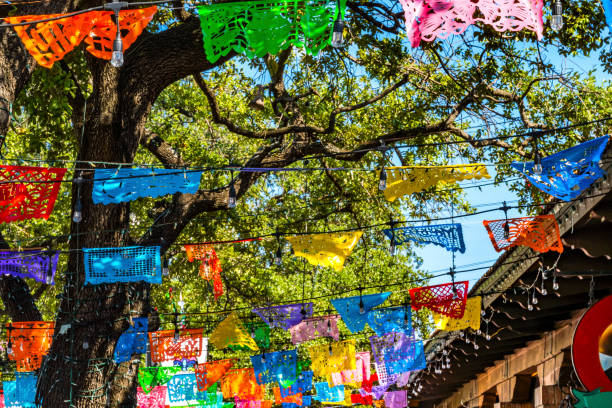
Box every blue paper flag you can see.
[383,223,465,253]
[3,381,17,408]
[371,333,426,375]
[331,292,391,333]
[168,373,207,404]
[279,371,313,398]
[83,246,162,285]
[604,0,612,35]
[251,349,297,385]
[367,306,412,336]
[313,382,345,403]
[511,136,609,201]
[15,372,38,407]
[92,167,202,204]
[114,317,148,363]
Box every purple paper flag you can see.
[0,250,59,284]
[253,303,313,330]
[384,390,407,408]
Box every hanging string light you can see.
[228,171,237,208]
[532,139,543,175]
[551,0,563,32]
[331,2,345,48]
[105,0,127,67]
[72,173,84,223]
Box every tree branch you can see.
[141,131,185,168]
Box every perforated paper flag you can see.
[373,360,397,388]
[209,312,259,351]
[92,167,202,204]
[148,328,206,365]
[383,390,407,408]
[328,351,371,387]
[8,321,54,372]
[197,0,346,63]
[370,333,426,375]
[139,367,181,394]
[314,382,345,403]
[366,306,412,336]
[330,292,391,333]
[221,369,265,400]
[290,315,340,344]
[251,350,297,385]
[511,136,609,201]
[0,250,59,284]
[229,323,270,351]
[0,165,66,223]
[279,371,314,398]
[381,164,490,202]
[3,381,16,408]
[273,387,302,405]
[15,372,37,408]
[137,386,167,408]
[184,244,224,299]
[114,317,148,363]
[286,232,363,271]
[83,246,162,285]
[409,281,468,319]
[195,359,234,392]
[253,303,313,330]
[483,215,564,254]
[383,223,465,253]
[167,373,206,405]
[434,296,481,331]
[309,340,356,378]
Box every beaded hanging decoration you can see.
[330,292,391,333]
[309,340,356,378]
[0,250,59,284]
[7,321,54,372]
[381,164,490,202]
[328,351,371,387]
[83,246,162,285]
[273,387,303,405]
[148,328,206,365]
[511,136,609,201]
[251,349,298,385]
[366,306,412,337]
[399,0,542,47]
[434,296,481,331]
[137,386,167,408]
[209,312,259,351]
[229,323,270,351]
[184,244,224,299]
[196,0,346,63]
[252,303,313,330]
[409,281,468,318]
[5,7,157,68]
[167,373,207,405]
[279,371,314,398]
[483,214,564,254]
[113,317,148,364]
[383,223,466,253]
[0,165,66,223]
[286,232,363,271]
[289,315,340,344]
[15,372,37,408]
[92,167,202,204]
[383,390,407,408]
[138,367,181,394]
[220,369,265,400]
[195,359,234,392]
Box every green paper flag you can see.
[229,323,271,351]
[197,0,347,63]
[138,366,181,394]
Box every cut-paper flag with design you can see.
[409,281,468,319]
[195,359,234,392]
[15,372,37,408]
[366,306,412,336]
[383,390,407,408]
[286,232,362,271]
[92,167,202,204]
[0,165,66,224]
[0,250,59,285]
[373,360,397,388]
[229,323,270,351]
[209,312,259,351]
[483,214,563,254]
[235,397,261,408]
[370,333,426,375]
[251,350,298,386]
[138,367,181,394]
[5,7,157,68]
[184,244,224,299]
[511,136,609,201]
[137,385,167,408]
[309,340,356,378]
[352,393,373,405]
[7,321,54,372]
[290,315,340,344]
[3,381,17,408]
[280,371,314,398]
[328,351,371,387]
[399,0,542,48]
[83,246,162,285]
[221,369,265,400]
[197,0,346,63]
[383,223,465,253]
[313,382,351,405]
[114,317,148,364]
[273,386,302,405]
[434,296,481,331]
[381,164,490,202]
[148,328,206,365]
[167,373,206,406]
[330,292,391,333]
[253,303,313,330]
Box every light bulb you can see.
[533,151,543,175]
[46,274,53,285]
[551,0,563,32]
[274,247,282,266]
[378,168,387,191]
[72,199,82,223]
[485,334,491,341]
[553,279,559,291]
[541,288,547,296]
[390,242,396,255]
[474,343,479,350]
[83,341,89,349]
[163,258,170,276]
[481,309,486,316]
[418,385,423,391]
[359,299,365,314]
[174,329,180,341]
[503,222,510,239]
[532,294,538,305]
[528,304,533,311]
[261,353,266,363]
[7,343,12,356]
[110,31,124,68]
[476,329,482,335]
[228,182,237,208]
[331,16,345,48]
